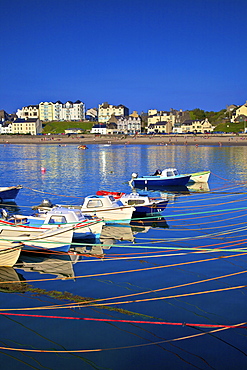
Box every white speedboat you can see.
[2,204,104,241]
[79,195,135,224]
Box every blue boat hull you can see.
[133,200,168,217]
[133,175,191,188]
[0,187,21,201]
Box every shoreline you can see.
[1,134,247,146]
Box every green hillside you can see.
[213,121,245,133]
[42,121,94,134]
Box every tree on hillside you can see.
[189,109,206,120]
[205,109,226,124]
[189,108,227,125]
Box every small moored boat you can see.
[79,195,135,224]
[78,145,88,150]
[0,185,22,202]
[130,168,191,188]
[60,195,135,224]
[1,204,104,241]
[0,214,75,252]
[188,171,210,183]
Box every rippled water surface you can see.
[0,143,247,370]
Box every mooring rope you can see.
[0,322,245,353]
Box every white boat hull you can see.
[0,243,22,267]
[189,171,210,183]
[0,225,74,252]
[73,220,104,239]
[80,207,134,224]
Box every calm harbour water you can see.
[0,143,247,370]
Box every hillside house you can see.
[231,101,247,123]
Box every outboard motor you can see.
[32,198,54,212]
[129,172,138,185]
[0,208,9,220]
[39,199,53,208]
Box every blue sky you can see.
[1,0,246,114]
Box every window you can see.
[86,199,103,208]
[48,216,67,224]
[127,199,145,205]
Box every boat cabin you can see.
[41,207,87,225]
[82,195,124,209]
[9,207,89,228]
[160,168,179,177]
[120,193,149,206]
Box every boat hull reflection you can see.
[0,266,26,293]
[131,216,169,229]
[187,182,210,192]
[15,251,79,279]
[131,184,190,193]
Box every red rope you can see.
[0,312,246,329]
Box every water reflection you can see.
[130,183,190,193]
[72,222,163,257]
[131,215,169,229]
[1,144,247,369]
[72,242,111,257]
[73,224,140,257]
[187,182,210,192]
[101,224,136,243]
[15,251,79,279]
[0,201,21,215]
[130,182,210,199]
[0,266,26,293]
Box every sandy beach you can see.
[1,133,247,146]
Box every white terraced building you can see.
[17,101,85,122]
[52,100,85,121]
